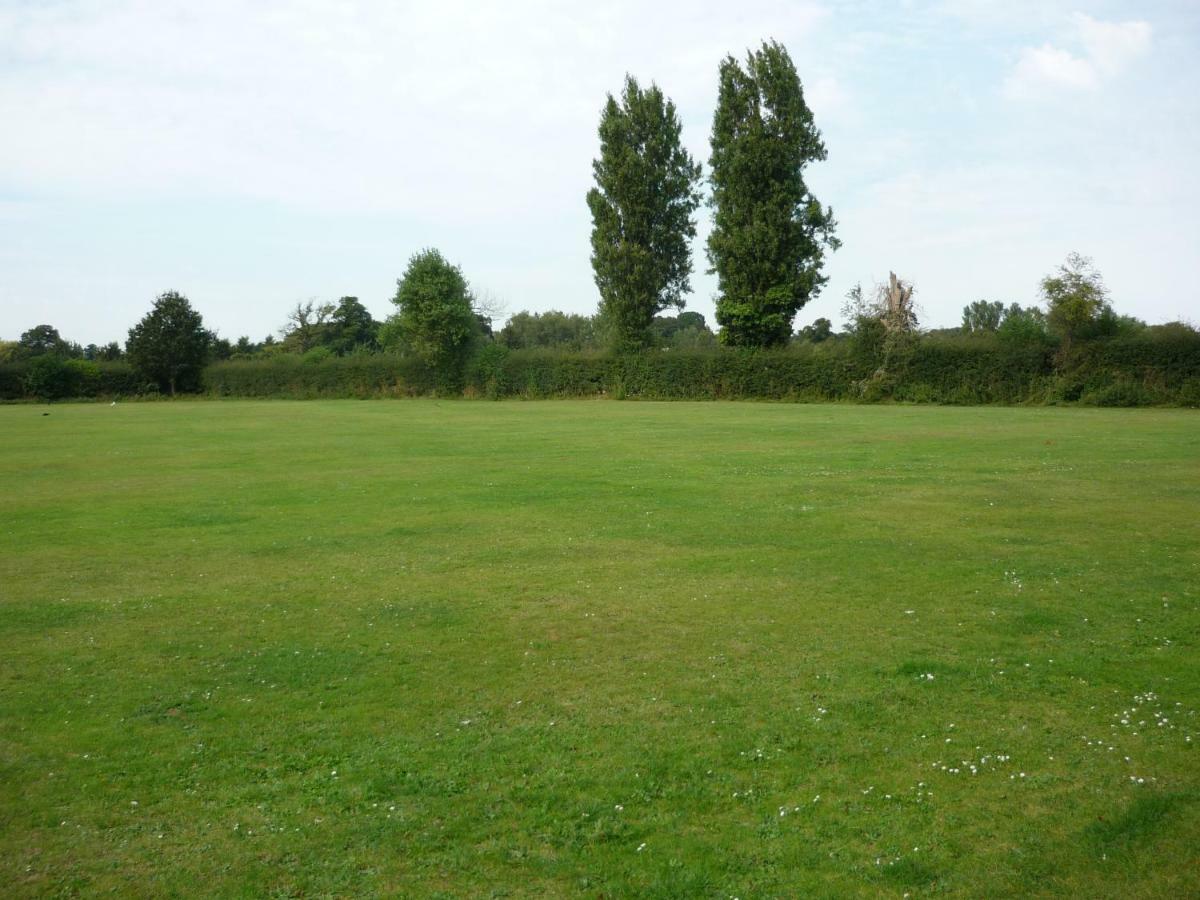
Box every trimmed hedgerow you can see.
[0,360,142,401]
[202,353,440,398]
[6,332,1198,406]
[200,335,1200,406]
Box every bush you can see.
[22,356,78,400]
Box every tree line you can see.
[3,40,1196,400]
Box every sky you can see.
[1,0,1198,346]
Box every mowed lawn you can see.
[1,400,1198,898]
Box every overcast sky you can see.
[2,0,1197,345]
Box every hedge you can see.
[202,354,440,398]
[4,332,1199,406]
[0,360,143,401]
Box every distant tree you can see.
[472,288,508,339]
[587,75,703,350]
[707,41,839,347]
[499,311,598,351]
[327,296,379,355]
[648,311,715,347]
[281,300,336,353]
[384,249,479,379]
[1148,321,1198,338]
[799,317,833,343]
[82,342,120,361]
[842,282,887,368]
[962,300,1005,333]
[0,340,18,363]
[231,336,260,358]
[209,335,233,361]
[1090,308,1146,340]
[648,315,683,342]
[17,325,71,359]
[1042,253,1109,350]
[997,303,1050,344]
[125,291,211,395]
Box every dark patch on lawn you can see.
[895,659,965,678]
[0,598,96,635]
[1084,792,1198,855]
[880,856,940,890]
[1013,607,1065,635]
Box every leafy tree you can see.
[962,300,1005,333]
[281,300,336,353]
[0,340,17,363]
[587,75,702,350]
[210,335,233,361]
[125,291,211,395]
[84,341,123,361]
[997,304,1050,345]
[499,311,598,351]
[17,324,72,359]
[1088,308,1145,341]
[707,40,839,347]
[1042,253,1109,350]
[232,336,260,358]
[647,311,715,347]
[384,249,479,380]
[799,317,833,343]
[328,296,379,355]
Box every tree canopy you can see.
[384,249,479,380]
[125,291,211,394]
[707,41,838,347]
[1042,253,1110,349]
[587,75,702,350]
[17,325,73,359]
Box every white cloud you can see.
[1075,13,1152,76]
[1003,13,1151,100]
[1005,43,1098,96]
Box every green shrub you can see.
[466,343,510,400]
[22,356,77,400]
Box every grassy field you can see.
[1,400,1197,898]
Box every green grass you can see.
[1,400,1198,898]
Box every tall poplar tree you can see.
[587,76,702,350]
[707,41,839,347]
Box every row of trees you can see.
[6,246,1188,397]
[5,41,1191,396]
[587,41,837,350]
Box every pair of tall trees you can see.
[587,41,838,349]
